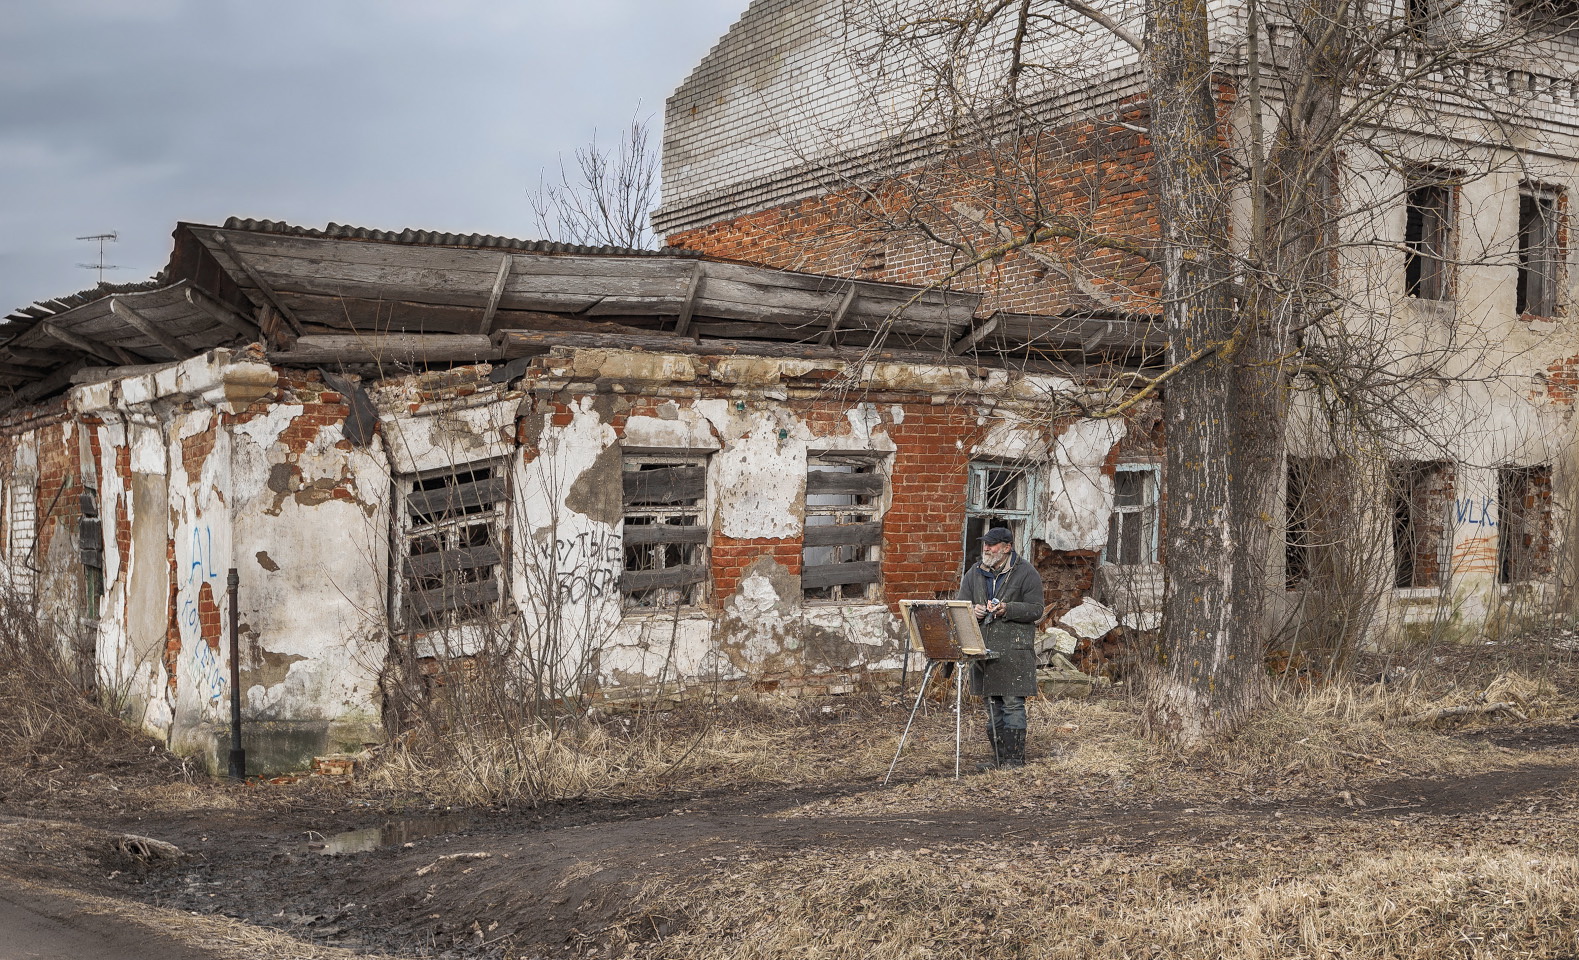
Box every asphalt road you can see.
[0,881,218,960]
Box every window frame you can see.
[1517,184,1564,319]
[619,452,710,611]
[1497,464,1551,585]
[1404,170,1456,302]
[1103,464,1161,567]
[963,462,1035,571]
[1389,460,1454,590]
[393,459,510,633]
[801,452,887,603]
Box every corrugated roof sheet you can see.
[4,278,166,324]
[220,218,699,258]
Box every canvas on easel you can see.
[899,599,987,661]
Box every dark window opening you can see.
[1106,466,1160,566]
[1498,465,1551,584]
[1518,187,1563,317]
[1390,460,1453,589]
[1405,176,1454,301]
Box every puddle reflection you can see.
[301,816,469,855]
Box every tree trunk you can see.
[1144,0,1264,746]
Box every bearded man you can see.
[956,526,1044,768]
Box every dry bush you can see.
[366,693,908,806]
[0,590,187,806]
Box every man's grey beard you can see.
[980,550,1012,573]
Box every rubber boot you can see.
[1000,727,1026,768]
[977,721,1003,772]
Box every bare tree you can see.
[531,114,660,250]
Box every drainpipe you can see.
[227,568,246,780]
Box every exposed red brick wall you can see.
[667,103,1162,319]
[711,535,801,599]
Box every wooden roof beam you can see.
[949,313,1003,357]
[110,297,191,358]
[816,285,859,347]
[477,255,514,333]
[211,232,304,334]
[185,286,263,340]
[671,264,704,337]
[37,321,148,365]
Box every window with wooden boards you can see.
[802,454,886,601]
[396,461,508,631]
[621,454,709,609]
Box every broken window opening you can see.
[1285,457,1341,589]
[1517,185,1564,318]
[1404,173,1455,301]
[964,463,1033,571]
[802,454,886,602]
[1104,464,1160,566]
[621,453,709,610]
[396,461,508,631]
[1497,464,1551,584]
[80,490,103,621]
[1390,460,1454,589]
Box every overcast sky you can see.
[0,0,752,313]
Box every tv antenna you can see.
[77,232,119,283]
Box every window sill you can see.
[1393,586,1445,601]
[620,607,712,622]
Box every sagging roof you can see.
[0,218,1161,409]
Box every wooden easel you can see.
[884,600,995,784]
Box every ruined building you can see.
[657,0,1579,646]
[0,220,1156,770]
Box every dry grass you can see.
[620,840,1579,960]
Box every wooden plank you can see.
[270,334,499,365]
[672,263,704,336]
[803,521,882,549]
[403,543,502,580]
[212,232,304,333]
[620,564,706,594]
[0,358,90,416]
[406,476,508,519]
[817,285,858,346]
[185,286,263,339]
[37,321,136,365]
[805,471,885,497]
[623,465,706,505]
[620,523,709,547]
[500,329,904,362]
[216,231,693,280]
[2,346,64,366]
[109,297,191,358]
[950,312,1003,356]
[0,361,47,380]
[403,578,500,620]
[801,560,882,590]
[70,360,182,386]
[478,255,513,334]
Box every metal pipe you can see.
[227,568,245,780]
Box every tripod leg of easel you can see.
[883,660,938,786]
[954,661,964,780]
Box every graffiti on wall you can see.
[554,529,621,603]
[1455,497,1497,528]
[181,524,226,705]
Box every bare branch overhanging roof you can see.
[0,217,1160,409]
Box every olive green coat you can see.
[956,556,1045,697]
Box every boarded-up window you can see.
[80,491,103,620]
[1518,185,1563,318]
[1390,460,1454,589]
[6,477,36,602]
[1498,465,1552,584]
[964,464,1033,571]
[803,454,885,601]
[397,462,507,630]
[621,454,708,608]
[1405,173,1454,301]
[1105,465,1160,566]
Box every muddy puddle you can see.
[299,816,470,855]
